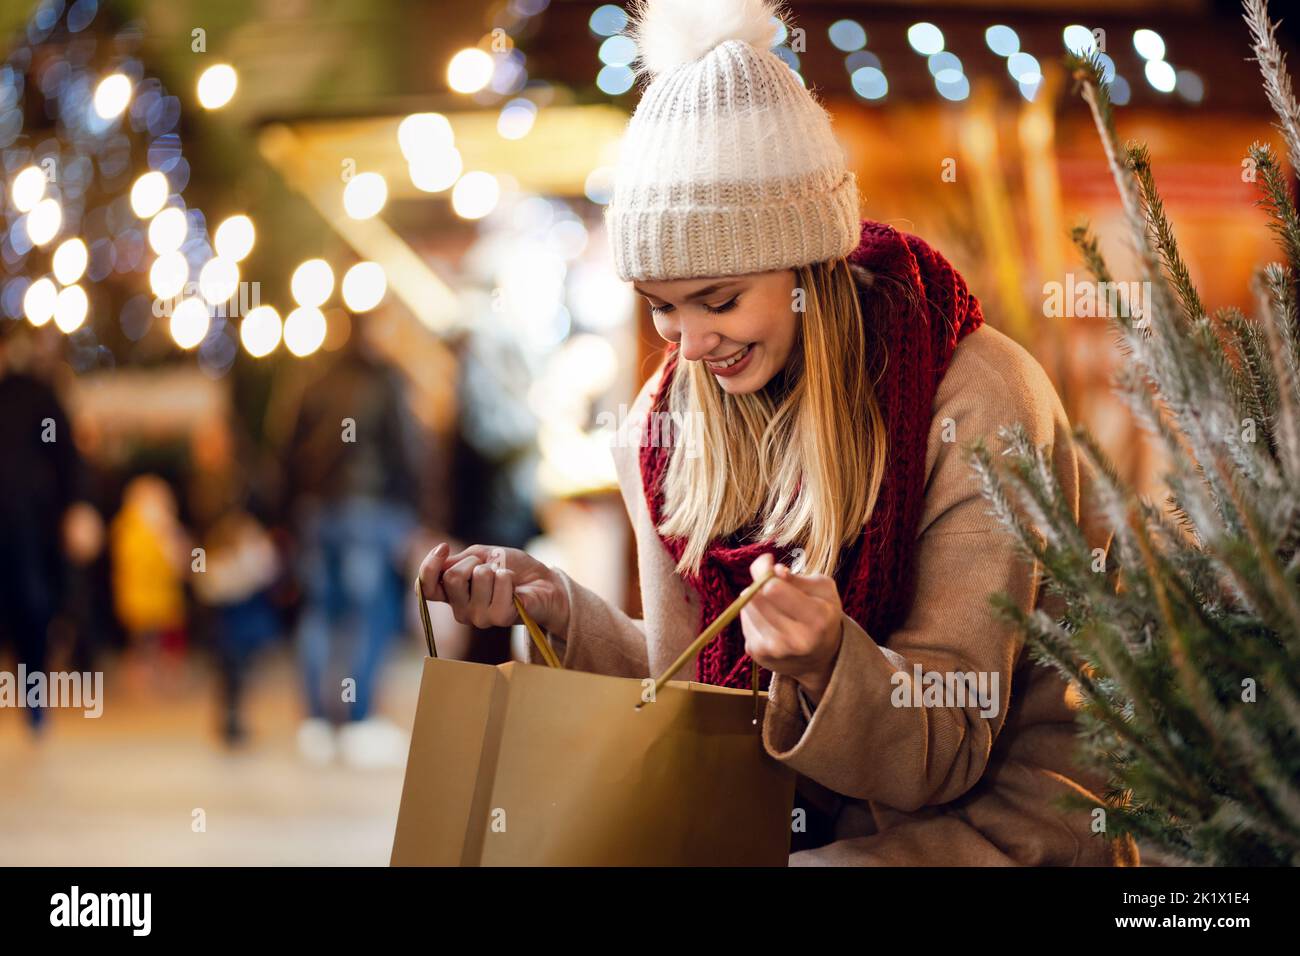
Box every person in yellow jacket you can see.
[110,474,189,682]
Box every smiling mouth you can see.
[704,343,753,369]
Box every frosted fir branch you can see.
[991,423,1087,555]
[1120,151,1251,494]
[1071,426,1146,579]
[1162,489,1203,549]
[1069,223,1116,284]
[1069,53,1161,280]
[1218,700,1300,842]
[1262,263,1300,380]
[1121,521,1237,812]
[1222,308,1282,452]
[1205,795,1300,864]
[1255,265,1300,485]
[1001,422,1088,550]
[990,598,1092,690]
[1137,493,1238,610]
[1086,614,1211,806]
[1271,678,1300,756]
[1128,143,1208,327]
[966,439,1050,566]
[1066,51,1116,136]
[1118,355,1249,543]
[1205,454,1300,645]
[1189,317,1275,488]
[1209,312,1282,479]
[1247,142,1300,275]
[997,599,1189,785]
[1244,0,1300,176]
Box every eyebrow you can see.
[632,281,739,302]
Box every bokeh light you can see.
[149,251,189,300]
[53,284,88,333]
[448,48,494,93]
[284,306,327,357]
[197,64,238,109]
[291,259,334,308]
[240,305,282,357]
[23,277,58,327]
[398,112,454,162]
[214,215,255,262]
[93,73,131,119]
[1145,59,1177,92]
[341,262,387,313]
[26,198,62,246]
[130,171,169,218]
[343,172,387,219]
[985,25,1019,57]
[169,297,210,349]
[12,166,46,213]
[198,256,239,306]
[52,238,88,284]
[451,171,500,219]
[907,23,944,56]
[828,20,867,53]
[147,207,188,254]
[1134,29,1167,61]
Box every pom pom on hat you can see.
[627,0,786,81]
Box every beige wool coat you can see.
[527,322,1140,867]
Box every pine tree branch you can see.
[1244,0,1300,175]
[1128,143,1208,327]
[1248,141,1300,275]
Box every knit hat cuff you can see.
[606,170,860,282]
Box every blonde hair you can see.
[656,256,889,579]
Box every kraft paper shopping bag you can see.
[390,570,796,866]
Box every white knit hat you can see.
[605,0,861,282]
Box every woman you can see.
[419,0,1139,866]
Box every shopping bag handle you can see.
[415,577,563,668]
[635,566,777,726]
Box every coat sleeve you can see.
[760,327,1070,812]
[523,568,650,677]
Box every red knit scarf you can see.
[638,219,985,689]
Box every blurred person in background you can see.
[188,415,284,747]
[0,321,101,737]
[192,507,281,746]
[109,473,190,691]
[283,327,422,769]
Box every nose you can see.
[678,323,722,363]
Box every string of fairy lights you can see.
[588,5,1204,107]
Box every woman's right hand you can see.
[417,542,570,638]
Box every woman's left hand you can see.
[741,552,845,705]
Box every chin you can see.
[716,364,769,395]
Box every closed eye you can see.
[646,295,740,315]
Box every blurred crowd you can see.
[0,317,535,769]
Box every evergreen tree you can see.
[968,0,1300,866]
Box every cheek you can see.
[756,303,798,353]
[651,314,676,342]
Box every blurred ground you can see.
[0,643,423,866]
